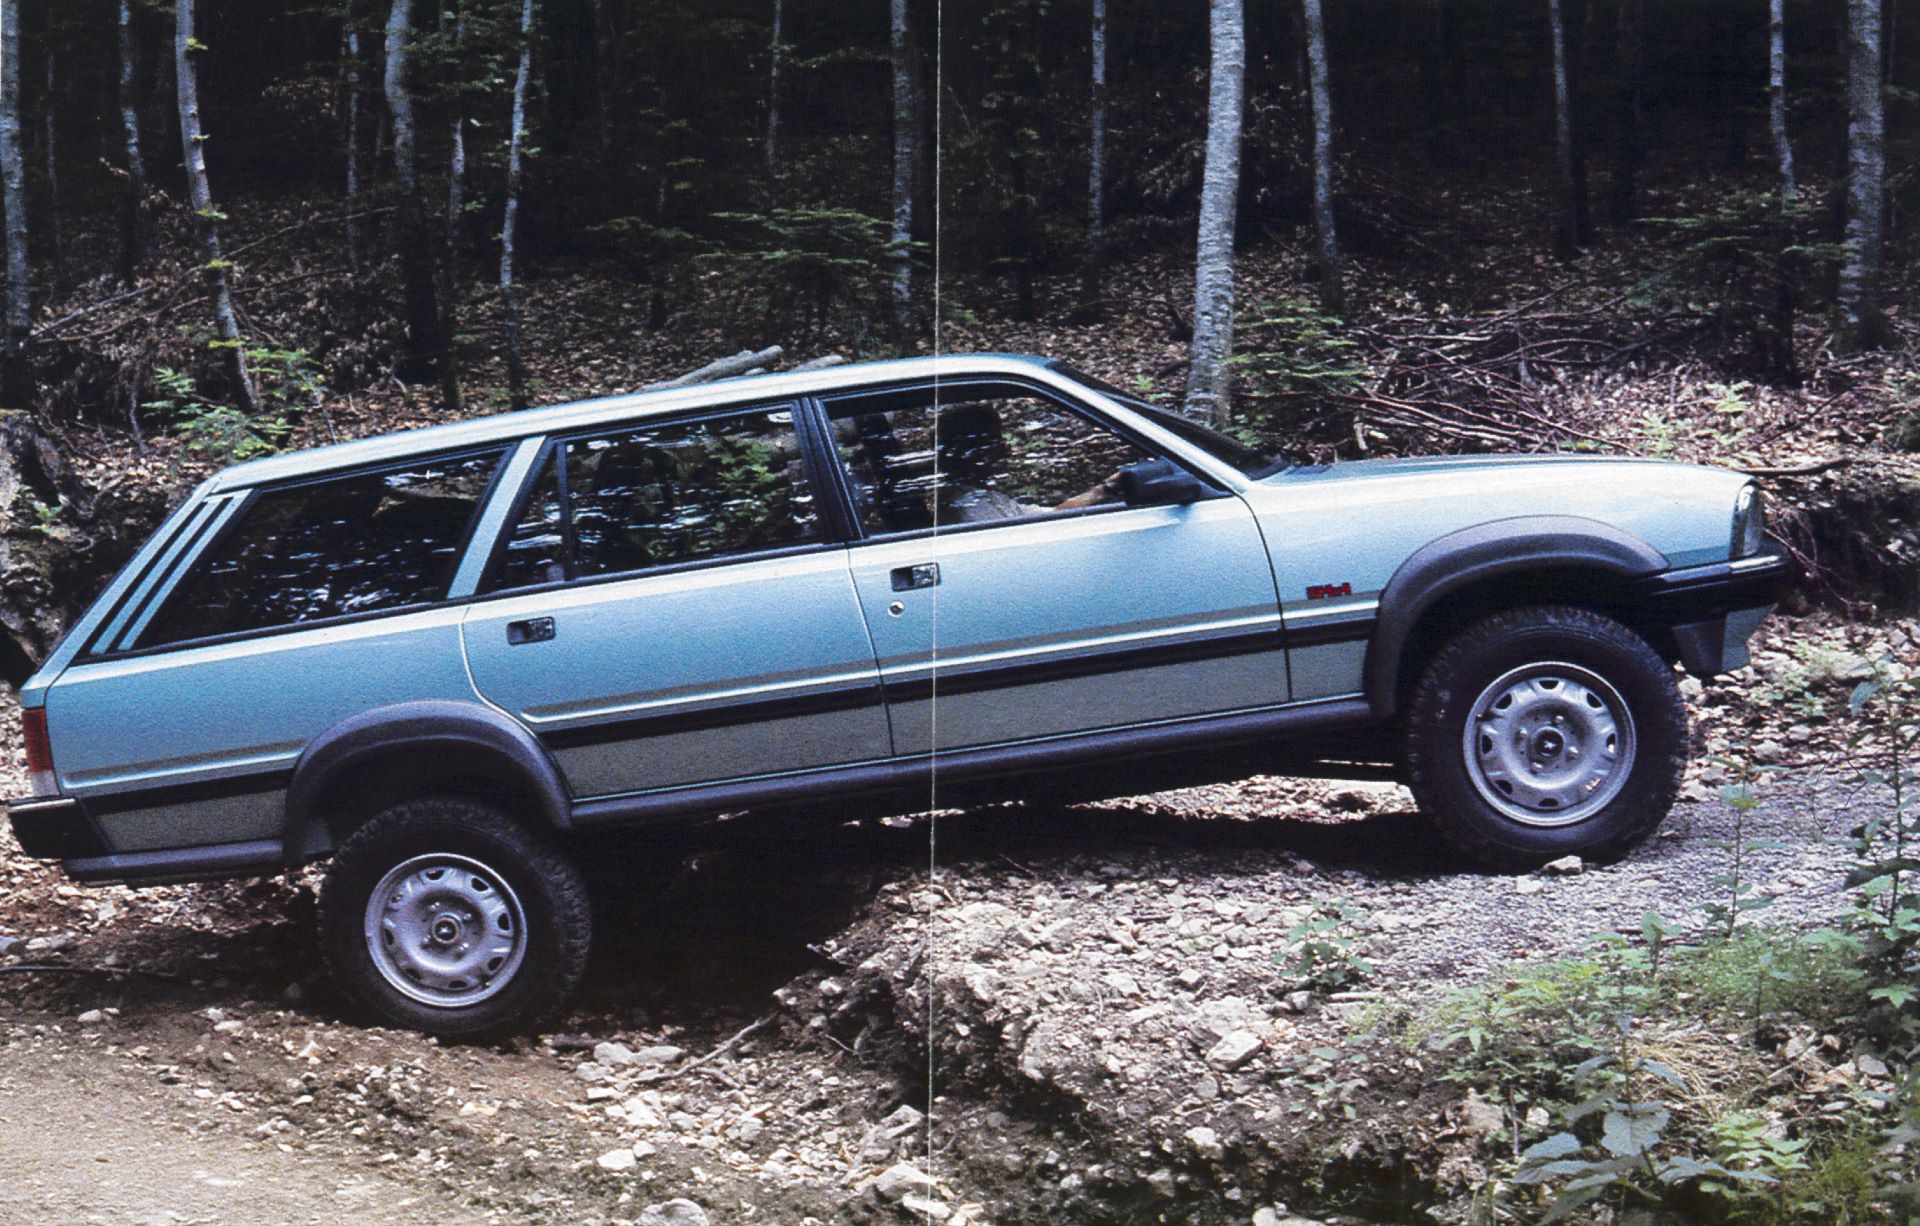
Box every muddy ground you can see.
[0,616,1905,1225]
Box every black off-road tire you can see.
[1405,605,1687,872]
[318,797,592,1038]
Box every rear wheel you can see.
[1405,605,1686,872]
[319,797,591,1037]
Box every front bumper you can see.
[1636,547,1792,675]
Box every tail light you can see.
[22,707,57,797]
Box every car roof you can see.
[207,353,1059,491]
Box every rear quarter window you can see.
[135,450,505,650]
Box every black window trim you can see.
[471,397,842,603]
[79,492,239,659]
[810,373,1229,547]
[86,443,515,662]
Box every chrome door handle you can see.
[506,617,555,645]
[890,563,940,591]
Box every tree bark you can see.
[344,24,365,274]
[1608,0,1643,223]
[1547,0,1584,258]
[438,3,467,413]
[40,47,63,298]
[176,0,258,415]
[1184,0,1245,426]
[116,0,149,285]
[889,0,915,333]
[1303,0,1342,315]
[0,0,27,409]
[1076,0,1108,319]
[384,0,447,388]
[766,0,784,174]
[1769,0,1798,374]
[501,0,536,412]
[1839,0,1889,349]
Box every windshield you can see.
[1046,362,1291,478]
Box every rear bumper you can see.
[1636,547,1792,675]
[6,794,283,887]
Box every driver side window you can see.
[825,384,1157,535]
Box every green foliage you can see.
[1274,900,1372,992]
[1698,741,1787,941]
[693,208,901,340]
[1841,653,1920,1025]
[145,342,325,467]
[1232,299,1370,432]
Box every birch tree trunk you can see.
[1839,0,1889,349]
[1304,0,1342,314]
[1768,0,1798,373]
[116,0,149,285]
[384,0,447,389]
[1076,0,1108,320]
[344,24,365,274]
[0,0,28,409]
[40,47,63,297]
[1607,0,1643,223]
[438,4,467,413]
[501,0,536,412]
[766,0,784,174]
[175,0,258,415]
[1184,0,1245,426]
[888,0,915,333]
[1547,0,1582,258]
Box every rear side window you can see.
[139,450,505,648]
[489,407,819,591]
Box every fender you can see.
[282,699,571,862]
[1365,515,1668,719]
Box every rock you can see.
[872,1162,938,1202]
[1543,855,1584,876]
[1857,1054,1890,1078]
[1146,1167,1178,1198]
[636,1199,710,1226]
[726,1113,764,1145]
[634,1045,687,1065]
[1207,1030,1262,1070]
[593,1041,637,1066]
[0,935,22,958]
[860,1104,926,1163]
[597,1147,637,1172]
[1458,1092,1505,1137]
[576,1062,610,1083]
[1184,1125,1223,1161]
[1514,877,1544,895]
[900,1195,952,1221]
[1176,968,1205,990]
[1281,990,1314,1013]
[75,1009,104,1025]
[1253,1212,1326,1226]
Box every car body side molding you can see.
[284,699,573,860]
[1365,515,1670,719]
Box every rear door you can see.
[818,379,1289,756]
[460,403,890,799]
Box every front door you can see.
[819,380,1289,756]
[462,404,891,799]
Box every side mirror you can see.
[1117,457,1209,507]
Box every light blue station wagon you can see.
[7,354,1785,1033]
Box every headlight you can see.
[1731,485,1765,558]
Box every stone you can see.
[1282,990,1314,1013]
[1543,855,1584,876]
[1857,1054,1890,1079]
[596,1148,637,1172]
[872,1161,938,1202]
[1146,1167,1178,1198]
[859,1103,926,1163]
[0,935,22,958]
[634,1045,687,1065]
[1176,968,1205,990]
[1184,1125,1222,1161]
[75,1009,104,1025]
[1514,877,1545,895]
[726,1113,764,1145]
[593,1041,637,1066]
[1207,1030,1262,1070]
[900,1195,951,1221]
[576,1062,610,1083]
[636,1199,710,1226]
[1458,1092,1505,1137]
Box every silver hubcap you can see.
[1462,662,1636,828]
[364,853,528,1008]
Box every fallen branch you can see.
[635,1012,778,1084]
[1738,457,1853,478]
[644,346,785,391]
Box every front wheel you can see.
[318,797,592,1037]
[1405,605,1687,872]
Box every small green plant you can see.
[146,340,325,467]
[1843,651,1920,1021]
[1231,299,1370,434]
[1275,900,1373,992]
[1637,409,1684,458]
[1698,739,1784,942]
[694,207,901,339]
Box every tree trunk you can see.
[1839,0,1889,349]
[1769,0,1798,374]
[1547,0,1583,258]
[501,0,536,412]
[0,0,27,409]
[176,0,258,415]
[766,0,784,174]
[384,0,447,388]
[1076,0,1108,320]
[1607,0,1643,223]
[116,0,149,285]
[589,0,615,175]
[438,4,467,413]
[40,47,63,298]
[1184,0,1245,426]
[888,0,914,334]
[344,24,365,275]
[1304,0,1342,315]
